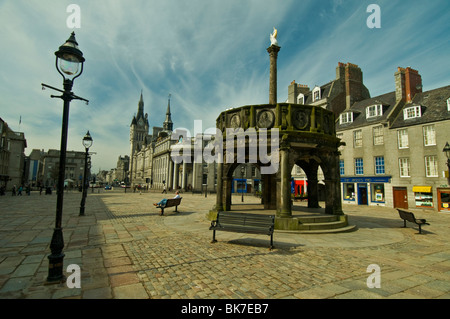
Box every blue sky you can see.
[1,0,449,172]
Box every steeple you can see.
[137,90,144,121]
[163,93,173,131]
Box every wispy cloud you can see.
[0,0,448,171]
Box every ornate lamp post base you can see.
[46,227,65,283]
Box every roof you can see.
[390,85,450,128]
[303,81,334,104]
[336,91,397,130]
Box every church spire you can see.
[163,93,173,131]
[137,90,144,121]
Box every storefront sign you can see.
[340,176,391,184]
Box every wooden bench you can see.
[210,212,275,249]
[157,197,182,216]
[397,209,430,234]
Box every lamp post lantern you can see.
[443,142,450,186]
[42,32,88,283]
[80,131,93,216]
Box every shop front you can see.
[437,188,450,212]
[412,186,434,208]
[341,176,391,206]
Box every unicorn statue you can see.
[270,27,278,46]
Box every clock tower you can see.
[130,92,149,182]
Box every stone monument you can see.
[211,29,348,231]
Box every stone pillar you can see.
[224,176,232,211]
[173,163,179,189]
[302,161,320,209]
[214,161,224,212]
[321,152,344,215]
[182,161,187,190]
[267,45,281,105]
[168,160,173,190]
[279,148,292,217]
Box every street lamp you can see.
[80,131,93,216]
[443,142,450,185]
[42,32,88,283]
[241,165,245,203]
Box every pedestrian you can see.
[18,185,23,196]
[162,184,167,194]
[12,185,16,196]
[153,191,180,207]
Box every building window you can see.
[447,98,450,111]
[375,156,385,175]
[366,104,383,118]
[339,112,353,124]
[425,156,438,177]
[313,86,321,101]
[343,183,355,201]
[403,105,422,119]
[423,125,436,146]
[340,160,345,176]
[371,184,385,202]
[353,130,363,148]
[297,94,305,104]
[397,129,409,149]
[355,158,364,175]
[373,125,384,145]
[399,158,410,177]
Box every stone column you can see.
[279,148,292,217]
[173,163,179,189]
[267,45,281,105]
[168,160,173,190]
[182,161,187,190]
[214,161,224,212]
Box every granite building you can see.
[335,67,450,212]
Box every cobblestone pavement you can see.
[0,189,449,300]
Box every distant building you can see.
[0,118,27,191]
[39,149,87,188]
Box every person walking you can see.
[162,184,167,194]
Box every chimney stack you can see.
[344,63,364,109]
[288,80,310,103]
[395,67,422,102]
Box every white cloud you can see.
[0,0,448,173]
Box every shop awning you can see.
[413,186,432,193]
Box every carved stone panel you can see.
[293,109,310,130]
[257,109,275,129]
[230,114,241,129]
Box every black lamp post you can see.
[80,131,93,216]
[443,142,450,186]
[42,32,88,283]
[241,165,245,203]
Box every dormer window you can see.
[312,86,321,101]
[366,104,383,118]
[297,93,305,104]
[403,105,422,120]
[339,112,353,124]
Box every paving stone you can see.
[1,191,450,300]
